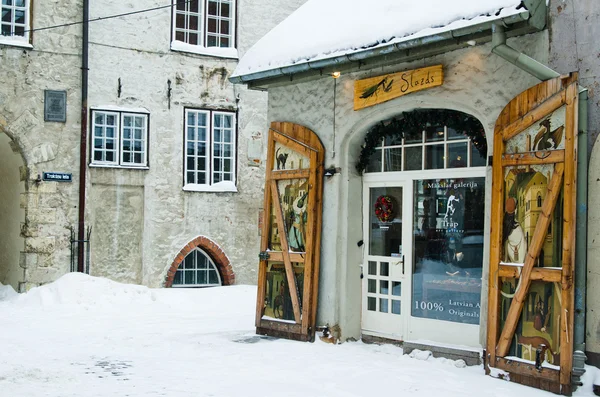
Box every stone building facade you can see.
[0,0,306,292]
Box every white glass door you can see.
[361,182,412,339]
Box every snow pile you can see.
[5,273,157,309]
[409,349,468,368]
[0,274,591,396]
[233,0,524,78]
[0,281,18,301]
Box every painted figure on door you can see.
[288,192,308,252]
[503,197,527,263]
[276,147,289,170]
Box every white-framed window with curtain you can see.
[91,109,149,168]
[184,108,236,192]
[171,0,237,58]
[0,0,31,47]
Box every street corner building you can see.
[0,1,308,292]
[230,0,600,394]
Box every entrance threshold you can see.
[402,340,482,366]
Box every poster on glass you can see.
[412,177,485,324]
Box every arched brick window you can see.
[165,236,235,287]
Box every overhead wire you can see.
[7,0,193,36]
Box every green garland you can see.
[356,109,487,174]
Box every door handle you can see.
[402,255,405,275]
[394,255,405,275]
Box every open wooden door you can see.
[486,74,578,394]
[256,122,324,341]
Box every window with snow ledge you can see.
[90,109,150,169]
[183,108,237,193]
[0,0,32,48]
[171,0,238,59]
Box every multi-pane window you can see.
[1,0,30,44]
[172,0,235,50]
[184,109,236,189]
[366,124,487,173]
[172,248,222,287]
[91,110,149,167]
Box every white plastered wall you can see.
[267,32,548,342]
[87,0,308,286]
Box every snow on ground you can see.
[233,0,524,78]
[0,274,598,397]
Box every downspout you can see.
[575,89,588,352]
[78,0,89,273]
[491,24,560,80]
[491,22,589,382]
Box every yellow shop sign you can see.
[354,65,443,110]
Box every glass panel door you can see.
[362,184,410,339]
[411,177,485,324]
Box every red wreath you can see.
[374,195,394,222]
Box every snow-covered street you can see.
[0,274,597,397]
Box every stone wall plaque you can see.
[44,90,67,122]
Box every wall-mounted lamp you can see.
[331,71,341,79]
[324,166,341,177]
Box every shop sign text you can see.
[354,65,443,110]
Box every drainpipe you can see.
[491,22,589,384]
[574,89,588,352]
[78,0,89,273]
[491,24,560,80]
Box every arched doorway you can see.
[0,131,26,291]
[358,109,487,347]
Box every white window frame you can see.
[91,109,149,169]
[0,0,32,48]
[172,248,222,288]
[170,0,238,59]
[183,108,237,192]
[365,125,487,173]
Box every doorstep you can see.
[402,341,482,366]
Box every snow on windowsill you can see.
[0,36,32,49]
[504,355,560,370]
[89,163,149,170]
[91,105,150,114]
[406,339,482,353]
[170,41,238,59]
[499,262,562,271]
[183,181,238,193]
[261,315,297,324]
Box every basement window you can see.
[172,248,222,287]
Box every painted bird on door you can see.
[533,118,564,151]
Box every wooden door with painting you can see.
[256,122,324,341]
[486,74,578,394]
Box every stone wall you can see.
[0,0,82,290]
[547,0,600,360]
[0,0,307,290]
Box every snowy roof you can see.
[232,0,528,82]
